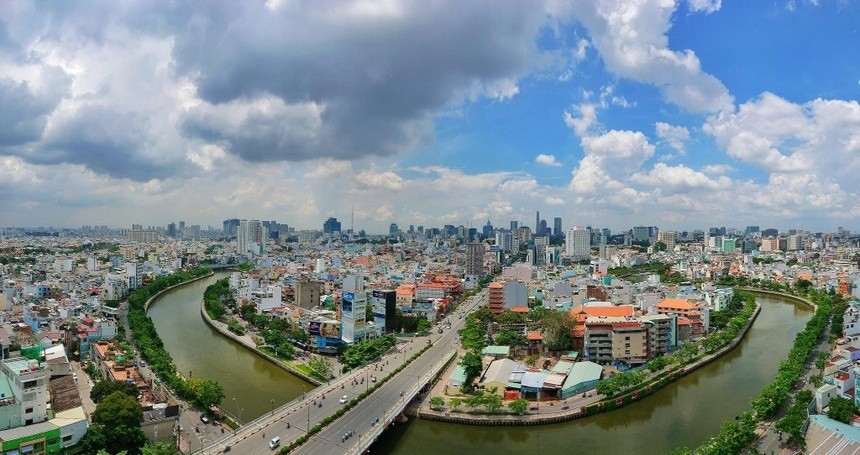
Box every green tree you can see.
[653,241,667,252]
[460,351,483,385]
[79,423,107,454]
[448,397,462,409]
[482,393,503,413]
[495,329,526,348]
[142,442,182,455]
[91,380,139,403]
[91,392,147,455]
[827,396,858,424]
[186,378,225,411]
[541,311,574,351]
[508,398,528,415]
[429,396,445,410]
[307,355,333,381]
[417,318,432,333]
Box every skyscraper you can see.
[535,211,540,233]
[323,217,342,234]
[553,217,562,237]
[389,223,399,236]
[510,220,518,230]
[223,218,241,236]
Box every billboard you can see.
[308,321,321,336]
[320,321,340,338]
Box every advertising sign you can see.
[320,321,340,338]
[341,292,354,316]
[308,321,321,336]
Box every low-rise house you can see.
[560,361,602,399]
[479,359,516,396]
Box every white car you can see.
[339,395,348,404]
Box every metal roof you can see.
[562,361,603,391]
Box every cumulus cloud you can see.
[356,170,406,190]
[700,164,735,175]
[535,154,562,167]
[545,196,565,206]
[655,122,690,154]
[552,0,733,112]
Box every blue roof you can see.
[521,371,549,389]
[809,415,860,443]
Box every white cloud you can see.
[700,164,735,175]
[535,154,563,167]
[655,122,690,154]
[551,0,733,112]
[356,170,406,190]
[545,196,565,206]
[686,0,722,13]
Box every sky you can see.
[1,0,859,234]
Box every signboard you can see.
[308,321,321,336]
[320,321,340,338]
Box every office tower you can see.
[565,227,590,260]
[341,274,366,343]
[178,221,186,233]
[482,220,494,239]
[510,221,518,230]
[535,211,540,233]
[465,243,486,277]
[167,222,176,237]
[389,223,399,236]
[323,217,342,234]
[745,226,760,235]
[539,219,548,237]
[371,290,397,336]
[632,226,649,241]
[553,217,562,237]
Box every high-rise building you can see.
[745,225,760,235]
[535,211,540,233]
[553,217,562,237]
[721,238,737,253]
[237,219,266,255]
[657,231,676,251]
[632,226,649,241]
[482,220,494,239]
[762,228,779,238]
[371,290,397,335]
[341,274,366,343]
[167,222,177,237]
[323,217,342,234]
[566,227,590,260]
[510,221,518,231]
[465,242,486,277]
[389,223,399,236]
[539,219,548,237]
[223,218,241,236]
[178,221,186,233]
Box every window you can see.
[62,435,73,442]
[22,380,37,389]
[25,407,33,413]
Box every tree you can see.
[508,398,528,415]
[495,329,526,348]
[815,351,829,370]
[142,442,182,455]
[827,396,858,424]
[91,392,147,455]
[79,423,107,454]
[186,378,225,411]
[541,311,574,351]
[91,380,138,403]
[460,351,483,384]
[307,355,333,381]
[429,396,445,410]
[482,393,503,413]
[417,318,432,334]
[448,397,462,410]
[653,241,667,252]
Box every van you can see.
[268,437,280,450]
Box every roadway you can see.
[199,289,488,454]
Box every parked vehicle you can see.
[200,414,210,424]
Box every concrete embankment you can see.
[199,298,321,386]
[421,302,762,426]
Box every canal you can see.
[150,278,811,454]
[147,272,312,422]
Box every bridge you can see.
[195,290,487,455]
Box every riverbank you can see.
[419,300,762,426]
[198,297,322,386]
[144,270,214,311]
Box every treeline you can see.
[340,334,397,372]
[673,287,834,454]
[126,268,225,412]
[203,277,231,320]
[597,291,757,397]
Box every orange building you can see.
[569,304,636,350]
[656,298,706,339]
[488,282,505,315]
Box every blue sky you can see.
[1,0,859,233]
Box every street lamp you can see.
[271,398,275,416]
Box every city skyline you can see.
[2,1,860,232]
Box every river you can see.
[147,272,313,422]
[149,277,811,454]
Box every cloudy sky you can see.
[2,0,859,233]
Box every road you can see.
[201,290,488,455]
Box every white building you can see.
[565,227,590,260]
[237,220,267,255]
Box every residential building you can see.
[657,231,676,251]
[237,219,266,255]
[295,281,322,309]
[565,227,590,260]
[465,243,485,277]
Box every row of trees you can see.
[676,285,835,454]
[339,334,397,372]
[126,269,225,412]
[203,277,231,320]
[775,390,814,446]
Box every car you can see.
[371,376,377,383]
[339,395,348,404]
[268,437,280,450]
[200,414,210,424]
[212,420,220,426]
